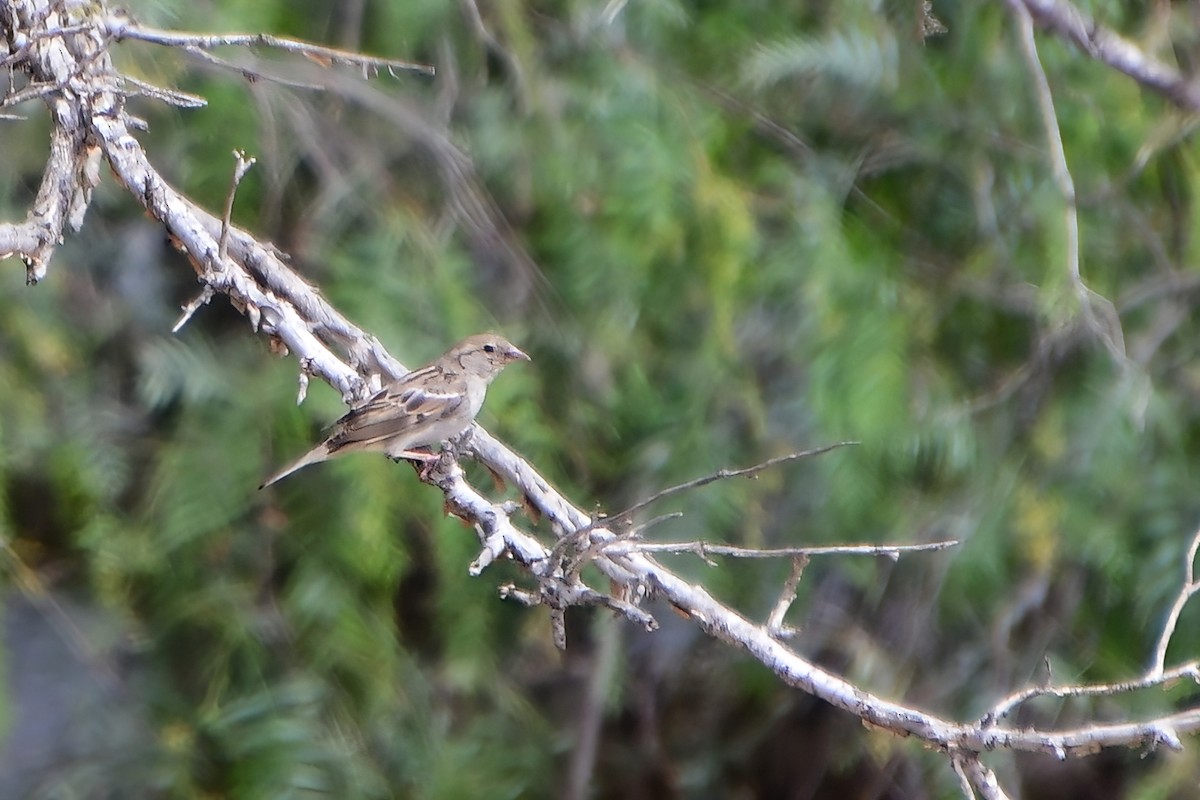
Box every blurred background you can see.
[2,0,1200,797]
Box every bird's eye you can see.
[483,344,496,353]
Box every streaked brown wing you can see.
[330,377,466,450]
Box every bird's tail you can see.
[258,443,332,489]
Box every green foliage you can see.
[5,0,1200,796]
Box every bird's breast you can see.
[466,380,487,418]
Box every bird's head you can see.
[451,333,530,381]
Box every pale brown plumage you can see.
[260,333,529,488]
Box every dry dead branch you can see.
[2,2,1199,797]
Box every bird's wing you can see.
[330,375,468,450]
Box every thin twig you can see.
[607,539,960,560]
[498,583,540,606]
[626,512,684,537]
[984,660,1200,724]
[1,79,56,107]
[121,74,207,108]
[549,444,857,571]
[171,285,215,333]
[1150,527,1200,677]
[219,150,256,264]
[181,46,328,91]
[102,14,435,77]
[27,22,92,40]
[172,151,254,333]
[601,443,858,534]
[295,368,310,406]
[766,555,809,640]
[499,576,658,645]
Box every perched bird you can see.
[260,333,529,489]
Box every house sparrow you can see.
[260,333,529,488]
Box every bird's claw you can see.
[414,444,457,482]
[449,426,475,455]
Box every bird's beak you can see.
[507,345,531,362]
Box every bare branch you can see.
[6,3,1200,792]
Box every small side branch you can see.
[172,151,254,333]
[766,555,808,640]
[171,286,214,334]
[220,150,256,263]
[952,752,1012,800]
[1150,527,1200,677]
